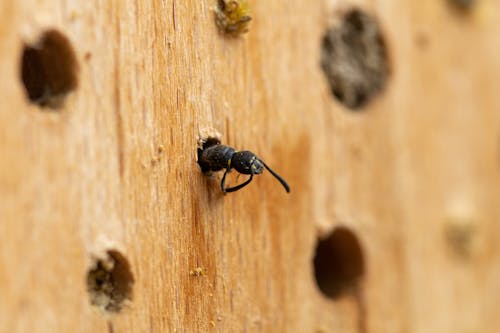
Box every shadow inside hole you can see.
[87,250,134,313]
[313,226,365,299]
[20,29,78,109]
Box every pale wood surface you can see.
[1,1,499,332]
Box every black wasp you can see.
[197,139,290,193]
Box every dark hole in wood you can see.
[20,29,78,109]
[449,0,475,10]
[313,226,365,299]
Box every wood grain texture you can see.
[1,0,499,332]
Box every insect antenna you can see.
[261,160,290,193]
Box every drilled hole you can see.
[320,9,389,110]
[87,250,134,313]
[444,217,476,258]
[313,227,365,299]
[201,136,222,150]
[20,29,78,109]
[448,0,475,10]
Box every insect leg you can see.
[224,174,254,193]
[261,160,290,193]
[221,168,231,192]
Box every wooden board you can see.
[1,0,499,332]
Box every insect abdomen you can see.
[198,144,235,172]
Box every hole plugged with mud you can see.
[313,226,365,299]
[20,29,78,109]
[320,9,389,110]
[87,250,134,313]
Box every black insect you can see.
[197,139,290,193]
